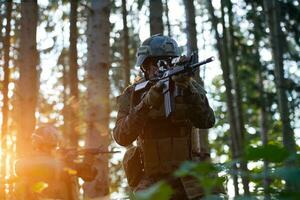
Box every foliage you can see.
[175,161,226,196]
[132,145,300,199]
[31,181,48,194]
[245,144,290,163]
[131,181,173,200]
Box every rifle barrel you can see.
[77,149,121,154]
[58,148,120,154]
[190,56,215,68]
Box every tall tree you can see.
[84,0,110,198]
[69,0,79,147]
[149,0,164,35]
[164,0,171,37]
[59,48,71,146]
[257,49,271,199]
[183,0,200,82]
[183,0,210,161]
[122,0,130,87]
[249,1,271,196]
[183,0,198,55]
[17,0,38,157]
[0,1,12,198]
[0,3,3,60]
[224,0,249,194]
[206,0,240,195]
[263,0,296,154]
[0,5,3,198]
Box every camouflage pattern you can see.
[14,125,97,200]
[15,152,97,200]
[136,34,180,67]
[113,78,215,199]
[14,152,78,200]
[122,145,144,188]
[113,79,215,145]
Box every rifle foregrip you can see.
[164,91,172,118]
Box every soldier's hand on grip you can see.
[143,81,164,109]
[178,55,190,63]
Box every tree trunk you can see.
[263,0,296,154]
[206,0,240,195]
[263,0,296,192]
[225,0,249,194]
[183,0,198,55]
[251,2,270,197]
[62,51,71,146]
[0,3,3,57]
[164,0,171,37]
[0,1,12,199]
[17,0,38,157]
[69,0,79,147]
[258,62,271,199]
[122,0,130,88]
[183,0,200,82]
[149,0,164,35]
[183,0,210,161]
[84,0,110,198]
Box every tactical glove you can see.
[172,74,191,89]
[143,81,164,109]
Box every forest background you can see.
[0,0,299,199]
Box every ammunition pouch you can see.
[122,145,144,188]
[141,135,190,176]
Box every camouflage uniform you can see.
[15,152,78,200]
[113,78,215,199]
[14,125,96,200]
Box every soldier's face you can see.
[142,59,159,79]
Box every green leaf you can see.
[235,196,259,200]
[133,181,173,200]
[203,194,225,200]
[129,191,137,200]
[174,161,226,196]
[174,161,217,178]
[31,181,48,193]
[245,144,289,162]
[275,190,300,200]
[273,167,300,184]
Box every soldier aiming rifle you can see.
[14,124,100,200]
[113,34,216,199]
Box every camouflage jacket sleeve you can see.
[183,79,215,129]
[72,161,97,182]
[113,86,150,147]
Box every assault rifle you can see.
[57,147,120,156]
[134,53,215,118]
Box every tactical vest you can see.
[131,87,193,177]
[15,154,78,200]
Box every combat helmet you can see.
[136,34,180,70]
[32,124,60,150]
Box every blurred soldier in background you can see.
[14,124,97,200]
[113,34,215,199]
